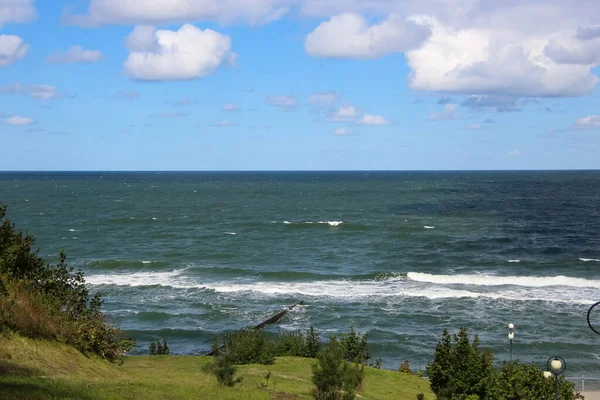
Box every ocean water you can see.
[1,171,600,375]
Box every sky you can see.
[0,0,599,171]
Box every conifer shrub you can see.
[149,338,157,355]
[225,329,275,365]
[0,204,134,362]
[202,338,241,387]
[399,360,412,374]
[338,326,370,364]
[275,327,322,358]
[311,335,364,400]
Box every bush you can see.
[339,326,370,364]
[399,360,412,374]
[225,329,275,365]
[202,338,241,387]
[149,337,169,355]
[485,361,576,400]
[312,335,363,400]
[149,339,157,355]
[275,327,322,358]
[426,328,493,400]
[0,204,134,362]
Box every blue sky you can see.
[1,0,599,170]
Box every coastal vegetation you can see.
[0,203,585,399]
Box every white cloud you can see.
[114,90,141,100]
[65,0,290,26]
[360,114,389,125]
[266,95,297,109]
[47,46,103,64]
[305,13,430,59]
[507,149,521,157]
[211,120,237,127]
[0,34,29,66]
[330,105,359,121]
[544,32,600,65]
[309,92,338,105]
[5,115,34,125]
[429,103,457,121]
[124,24,235,81]
[150,111,186,118]
[572,115,600,129]
[222,103,239,111]
[333,127,349,135]
[0,0,36,28]
[0,83,57,99]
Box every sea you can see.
[1,171,599,376]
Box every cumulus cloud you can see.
[5,115,34,125]
[0,0,36,28]
[65,0,290,26]
[305,13,430,58]
[330,105,359,121]
[266,95,297,109]
[0,83,58,99]
[360,114,389,125]
[47,46,103,64]
[309,91,338,105]
[462,95,519,110]
[429,104,457,121]
[124,24,235,81]
[0,34,29,66]
[544,32,600,65]
[572,115,600,129]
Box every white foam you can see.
[407,272,600,289]
[283,221,291,224]
[84,270,596,305]
[225,232,237,235]
[152,217,158,220]
[141,261,152,264]
[424,226,435,229]
[321,221,343,226]
[580,258,600,262]
[508,260,520,263]
[69,229,79,232]
[283,220,343,226]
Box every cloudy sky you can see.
[1,0,599,170]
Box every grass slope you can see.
[0,333,435,400]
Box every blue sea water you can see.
[1,171,599,374]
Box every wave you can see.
[85,269,596,305]
[507,260,520,263]
[424,226,435,229]
[84,259,166,269]
[283,220,344,227]
[407,272,600,289]
[580,258,600,262]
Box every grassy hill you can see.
[0,332,435,400]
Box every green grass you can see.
[0,333,435,400]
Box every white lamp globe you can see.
[508,323,515,330]
[550,359,563,372]
[543,370,553,379]
[508,332,514,340]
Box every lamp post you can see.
[508,323,515,362]
[587,301,600,336]
[546,356,566,400]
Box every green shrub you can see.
[149,339,157,355]
[485,361,576,400]
[0,204,134,362]
[225,329,275,365]
[399,360,412,374]
[202,338,241,387]
[426,328,493,400]
[311,335,363,400]
[275,327,322,358]
[339,326,370,364]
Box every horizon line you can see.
[1,169,600,173]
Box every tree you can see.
[486,361,576,400]
[312,335,362,400]
[427,328,493,399]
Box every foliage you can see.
[399,360,412,374]
[426,328,493,400]
[202,338,241,387]
[311,335,364,400]
[225,329,275,365]
[416,394,425,400]
[339,326,371,364]
[149,338,157,355]
[275,327,322,358]
[485,361,576,400]
[0,204,134,362]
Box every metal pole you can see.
[582,375,585,395]
[555,374,559,400]
[510,339,512,362]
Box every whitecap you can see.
[224,232,237,235]
[152,217,158,220]
[508,260,520,263]
[283,221,291,224]
[579,258,600,262]
[407,272,600,289]
[424,226,435,229]
[141,261,153,264]
[69,229,79,232]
